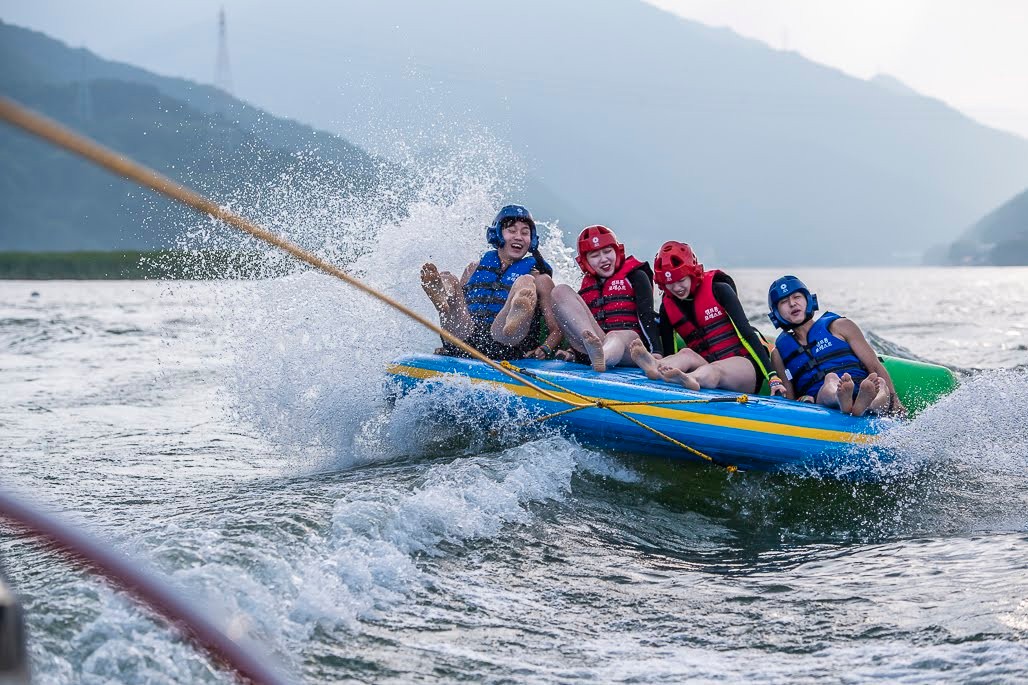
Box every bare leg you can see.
[662,366,701,391]
[836,373,855,414]
[420,263,449,314]
[422,263,473,338]
[534,274,563,351]
[629,338,662,380]
[491,275,537,345]
[655,348,708,374]
[581,329,607,372]
[551,284,606,355]
[816,372,843,409]
[459,261,477,286]
[679,357,756,393]
[601,330,641,369]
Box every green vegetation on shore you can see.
[0,251,276,279]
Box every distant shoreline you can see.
[0,251,271,280]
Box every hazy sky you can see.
[2,0,1026,139]
[647,0,1028,139]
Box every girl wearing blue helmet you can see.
[420,204,562,360]
[767,275,905,416]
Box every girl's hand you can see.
[554,349,575,362]
[798,395,815,403]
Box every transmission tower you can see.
[215,7,234,93]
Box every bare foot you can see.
[662,367,701,391]
[581,329,607,372]
[420,263,449,314]
[502,286,537,339]
[629,339,660,379]
[836,373,855,414]
[870,375,891,413]
[851,373,880,416]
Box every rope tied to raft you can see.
[0,95,738,472]
[499,361,742,468]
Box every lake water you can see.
[1,266,1027,684]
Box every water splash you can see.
[281,437,594,632]
[161,131,581,468]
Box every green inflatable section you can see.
[879,355,959,416]
[666,334,958,414]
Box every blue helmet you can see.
[486,204,538,251]
[768,275,818,329]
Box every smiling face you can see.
[585,246,617,278]
[498,220,533,262]
[665,276,693,300]
[777,291,808,326]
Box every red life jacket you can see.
[578,256,650,335]
[662,269,748,362]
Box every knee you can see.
[684,349,706,366]
[612,330,639,345]
[512,275,536,291]
[534,273,555,291]
[552,284,577,303]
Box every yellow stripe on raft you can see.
[386,364,878,445]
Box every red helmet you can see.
[575,225,625,274]
[653,241,703,292]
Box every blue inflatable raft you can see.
[387,354,908,478]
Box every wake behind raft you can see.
[386,353,957,479]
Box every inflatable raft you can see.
[386,354,956,478]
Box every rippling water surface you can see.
[2,266,1027,684]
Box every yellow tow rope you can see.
[0,97,579,407]
[0,96,738,472]
[499,361,741,470]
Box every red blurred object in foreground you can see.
[0,489,286,685]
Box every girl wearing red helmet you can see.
[628,241,784,395]
[548,225,660,372]
[420,204,563,360]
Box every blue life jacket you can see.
[464,250,540,325]
[774,312,867,398]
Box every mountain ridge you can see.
[5,5,1028,265]
[187,0,1028,266]
[0,20,398,251]
[942,187,1028,265]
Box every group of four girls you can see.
[420,204,904,417]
